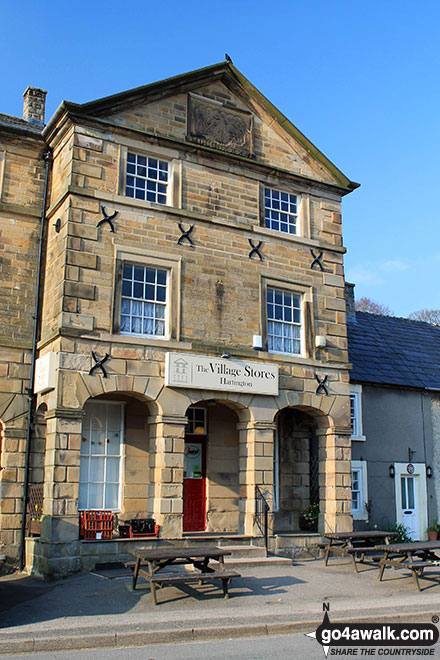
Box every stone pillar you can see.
[318,425,352,533]
[237,421,275,536]
[0,426,26,560]
[36,408,83,578]
[148,414,186,538]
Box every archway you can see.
[80,393,153,522]
[183,400,240,533]
[273,407,320,532]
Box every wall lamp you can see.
[220,352,231,359]
[388,464,395,478]
[426,465,433,479]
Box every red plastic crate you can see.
[80,511,113,540]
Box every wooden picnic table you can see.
[376,540,440,591]
[322,531,393,572]
[129,545,240,605]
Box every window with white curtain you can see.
[79,402,124,511]
[267,286,302,355]
[120,263,168,338]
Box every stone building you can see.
[0,61,358,577]
[346,291,440,539]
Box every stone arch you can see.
[80,391,155,519]
[67,371,161,414]
[156,387,253,423]
[183,398,242,533]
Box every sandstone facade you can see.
[0,62,358,576]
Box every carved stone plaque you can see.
[187,94,254,158]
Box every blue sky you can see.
[2,1,439,317]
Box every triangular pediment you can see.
[53,62,357,192]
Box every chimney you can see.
[23,86,47,125]
[345,282,356,320]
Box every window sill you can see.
[252,224,345,253]
[351,435,366,442]
[83,332,192,351]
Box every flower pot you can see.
[299,515,318,532]
[428,530,438,541]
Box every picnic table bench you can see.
[322,531,393,572]
[129,545,240,605]
[376,540,440,591]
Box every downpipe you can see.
[19,147,52,570]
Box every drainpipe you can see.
[19,147,52,571]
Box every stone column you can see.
[0,425,26,560]
[148,414,186,538]
[318,425,352,533]
[37,408,83,578]
[237,421,275,536]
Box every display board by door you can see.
[183,436,206,532]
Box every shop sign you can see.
[165,352,279,396]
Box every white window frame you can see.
[118,144,182,209]
[263,185,301,236]
[351,460,368,520]
[79,401,125,512]
[350,384,366,441]
[266,286,303,356]
[120,263,169,339]
[125,151,170,205]
[113,247,182,342]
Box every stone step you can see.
[211,555,293,569]
[219,545,267,559]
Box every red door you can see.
[183,436,206,532]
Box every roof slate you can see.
[347,312,440,390]
[0,112,43,136]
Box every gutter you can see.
[19,147,52,570]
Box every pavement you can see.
[1,556,440,654]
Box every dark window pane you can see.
[133,282,143,298]
[145,268,155,283]
[127,153,135,163]
[156,286,166,302]
[157,269,167,285]
[134,266,144,281]
[145,284,155,300]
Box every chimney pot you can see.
[23,86,47,125]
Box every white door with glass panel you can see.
[394,463,428,541]
[79,402,124,510]
[400,475,419,540]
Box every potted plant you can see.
[299,503,319,532]
[427,520,439,541]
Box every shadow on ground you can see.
[0,568,306,628]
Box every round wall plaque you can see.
[407,463,415,474]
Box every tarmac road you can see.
[1,633,440,660]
